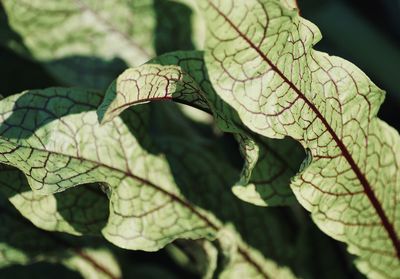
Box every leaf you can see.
[233,134,303,206]
[0,4,29,55]
[98,50,304,206]
[167,239,218,279]
[0,88,299,278]
[62,248,121,279]
[152,136,299,278]
[1,0,199,89]
[0,165,109,236]
[199,0,400,277]
[0,88,216,251]
[0,193,121,279]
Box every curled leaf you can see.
[0,88,299,278]
[0,165,108,236]
[0,193,121,279]
[98,51,304,206]
[200,0,400,277]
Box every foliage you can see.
[0,0,398,278]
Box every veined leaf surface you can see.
[0,88,299,278]
[98,51,304,206]
[0,165,108,236]
[199,0,400,277]
[0,88,215,251]
[233,134,302,206]
[0,193,121,279]
[1,0,199,89]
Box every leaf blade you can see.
[0,88,300,278]
[98,51,304,206]
[200,0,400,277]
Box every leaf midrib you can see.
[2,142,270,278]
[206,0,400,258]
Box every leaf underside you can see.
[0,0,398,278]
[98,50,305,207]
[0,88,302,278]
[199,0,400,278]
[0,188,121,279]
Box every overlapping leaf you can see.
[199,0,400,277]
[167,239,218,279]
[0,88,216,251]
[0,88,302,278]
[153,136,298,278]
[233,134,303,206]
[0,165,108,236]
[0,193,121,279]
[1,0,200,89]
[98,50,304,206]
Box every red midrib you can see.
[5,143,269,278]
[72,248,120,279]
[208,1,400,258]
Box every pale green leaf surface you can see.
[0,165,108,236]
[1,0,198,89]
[0,88,299,278]
[200,0,400,277]
[167,239,218,279]
[0,88,217,251]
[155,137,298,278]
[62,247,121,279]
[0,194,121,279]
[0,102,211,237]
[215,226,294,279]
[233,134,303,206]
[98,51,304,206]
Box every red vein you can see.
[72,248,120,279]
[108,96,173,115]
[207,0,400,258]
[1,143,267,277]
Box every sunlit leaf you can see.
[0,194,121,279]
[0,88,299,277]
[0,165,108,236]
[1,0,199,89]
[199,0,400,277]
[98,51,304,206]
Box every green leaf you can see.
[153,136,298,278]
[0,88,299,278]
[233,134,303,206]
[98,50,304,206]
[0,193,121,279]
[63,248,121,279]
[0,165,108,236]
[167,239,218,279]
[1,0,199,89]
[0,88,215,251]
[199,0,400,277]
